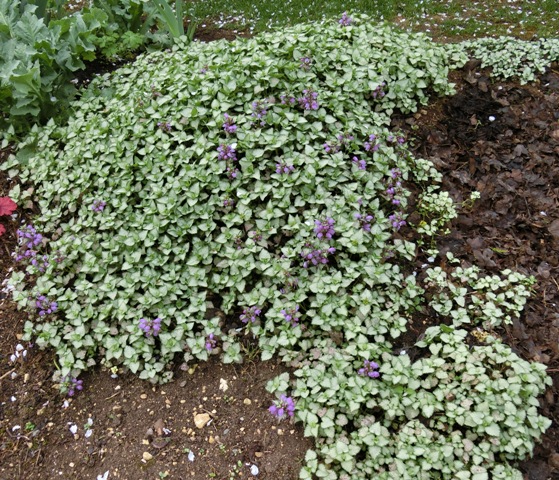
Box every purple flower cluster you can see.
[240,306,262,324]
[139,317,162,336]
[15,224,43,262]
[223,197,235,208]
[226,165,240,180]
[66,377,84,397]
[251,100,268,127]
[222,113,237,134]
[92,199,106,212]
[352,156,366,170]
[339,12,353,26]
[249,230,263,242]
[314,217,335,240]
[354,213,375,232]
[364,134,379,153]
[35,295,57,316]
[281,305,300,327]
[385,168,404,206]
[31,254,50,273]
[387,135,405,145]
[299,57,312,70]
[298,89,319,111]
[205,333,217,351]
[269,394,295,419]
[372,82,386,99]
[275,161,295,175]
[358,360,380,378]
[300,243,336,268]
[280,95,296,105]
[323,133,354,154]
[389,212,406,231]
[157,121,172,132]
[217,144,237,161]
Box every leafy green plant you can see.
[151,0,196,43]
[3,13,553,478]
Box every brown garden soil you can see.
[1,27,559,480]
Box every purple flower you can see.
[240,306,262,324]
[66,377,84,397]
[372,82,386,99]
[217,144,237,161]
[314,217,335,240]
[269,394,296,419]
[300,243,336,268]
[364,134,379,152]
[275,161,295,175]
[389,212,406,231]
[280,95,296,105]
[222,113,237,134]
[205,333,217,351]
[358,360,380,378]
[251,100,269,126]
[226,165,240,180]
[35,295,58,316]
[354,212,374,232]
[299,57,312,70]
[92,199,106,212]
[339,12,353,26]
[223,197,235,208]
[157,121,172,132]
[139,317,162,336]
[281,305,300,326]
[298,89,319,111]
[352,156,367,170]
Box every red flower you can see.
[0,197,17,216]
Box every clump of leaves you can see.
[3,13,551,478]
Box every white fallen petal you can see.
[85,429,93,438]
[96,471,109,480]
[87,418,93,426]
[70,424,78,434]
[12,425,21,432]
[250,464,259,476]
[15,344,24,352]
[188,451,195,462]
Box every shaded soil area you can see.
[392,62,559,479]
[2,45,559,479]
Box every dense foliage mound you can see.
[4,15,552,479]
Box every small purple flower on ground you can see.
[226,165,240,180]
[352,156,367,170]
[240,306,262,324]
[157,121,172,132]
[299,57,312,70]
[372,82,386,99]
[92,199,106,212]
[298,89,319,111]
[280,95,296,105]
[251,100,268,126]
[339,12,353,26]
[15,225,43,262]
[223,197,235,208]
[222,113,237,134]
[314,217,335,240]
[35,295,57,316]
[364,134,379,152]
[354,212,374,232]
[275,161,295,175]
[269,394,296,419]
[205,333,217,351]
[389,212,406,231]
[300,243,336,268]
[249,230,263,242]
[66,377,84,396]
[139,317,162,336]
[358,360,380,378]
[281,305,300,327]
[217,144,237,161]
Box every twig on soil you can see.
[103,391,122,401]
[0,368,15,381]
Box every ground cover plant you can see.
[2,12,557,478]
